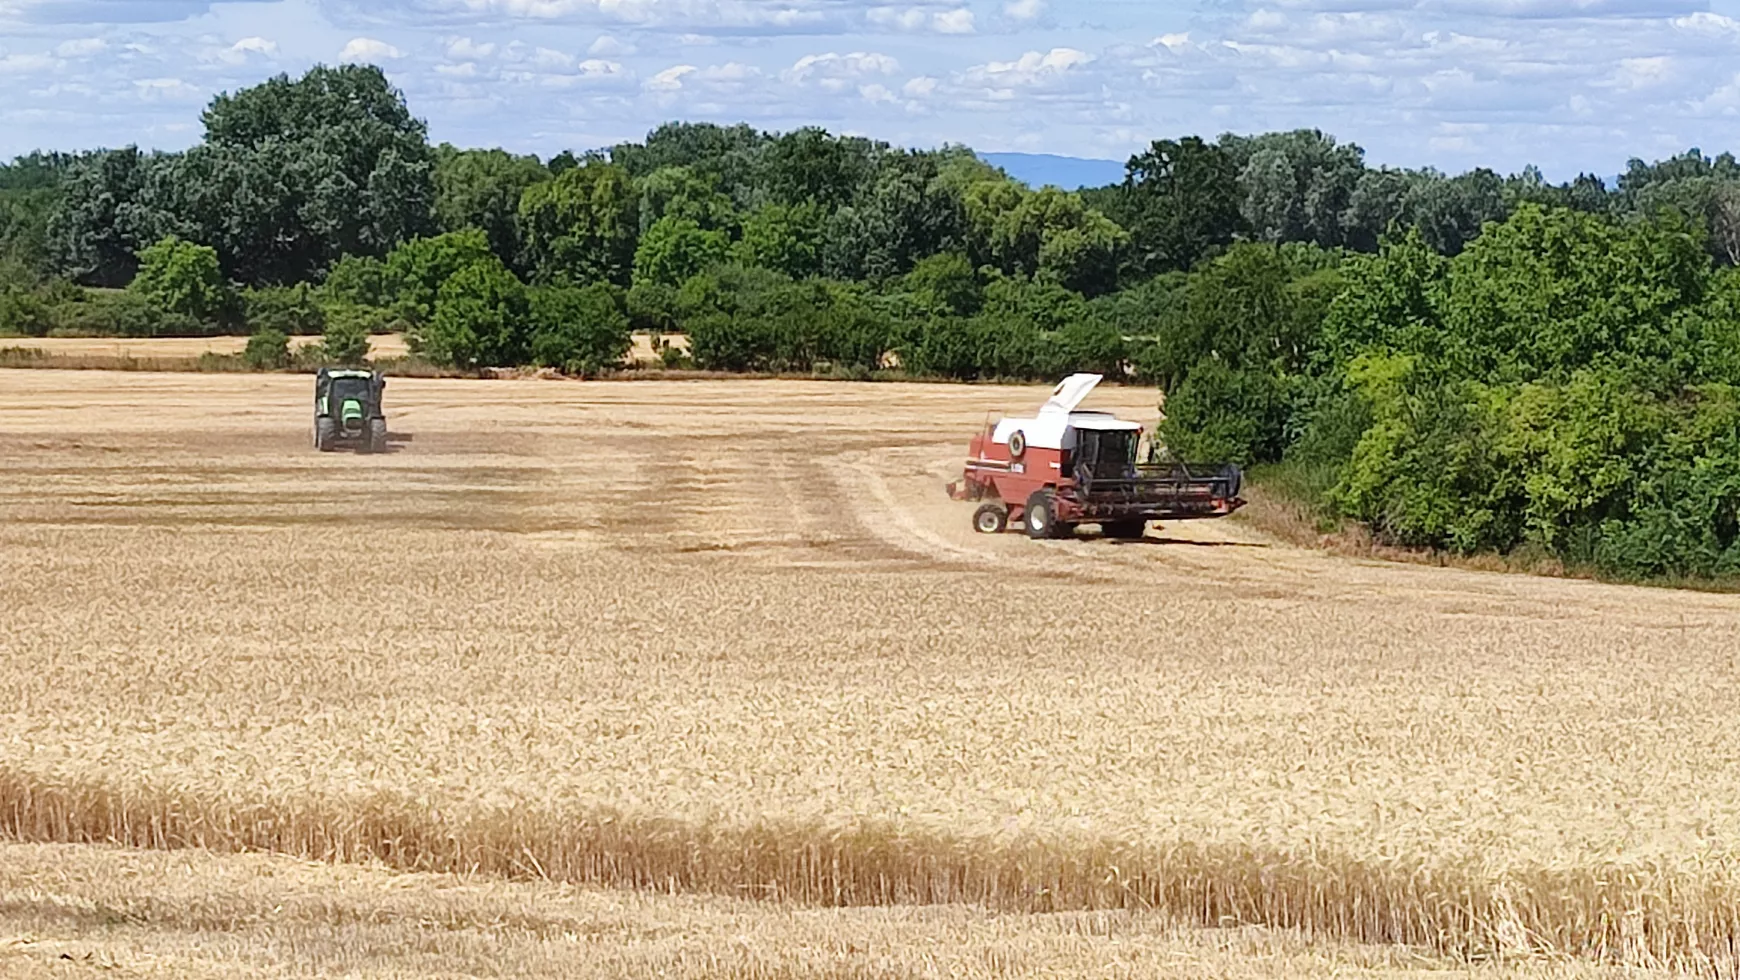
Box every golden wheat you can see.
[4,841,1654,979]
[2,370,1739,972]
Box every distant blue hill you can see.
[981,152,1125,190]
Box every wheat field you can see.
[3,370,1740,977]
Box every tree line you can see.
[4,64,1740,580]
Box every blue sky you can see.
[4,0,1740,178]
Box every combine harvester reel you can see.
[947,374,1244,541]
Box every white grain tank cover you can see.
[990,374,1113,452]
[1040,374,1104,416]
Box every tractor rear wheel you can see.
[314,417,337,452]
[1024,491,1071,540]
[366,419,388,454]
[973,503,1008,534]
[1103,521,1148,540]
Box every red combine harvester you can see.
[947,374,1245,540]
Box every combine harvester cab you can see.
[947,374,1244,540]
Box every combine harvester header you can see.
[947,374,1245,540]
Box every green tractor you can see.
[314,368,388,453]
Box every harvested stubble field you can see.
[2,370,1739,977]
[0,332,682,369]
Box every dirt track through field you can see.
[4,371,1740,972]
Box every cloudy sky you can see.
[3,0,1740,178]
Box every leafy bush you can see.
[687,312,770,372]
[324,254,394,308]
[627,280,679,332]
[901,252,982,317]
[419,257,528,369]
[52,289,205,337]
[528,283,632,375]
[131,235,231,324]
[385,229,495,326]
[243,328,291,369]
[0,286,51,336]
[242,283,325,335]
[319,317,371,365]
[1159,360,1291,464]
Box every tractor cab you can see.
[314,368,388,453]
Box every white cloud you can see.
[340,37,406,62]
[230,36,277,56]
[132,77,203,102]
[411,0,834,31]
[589,34,635,56]
[1673,12,1740,36]
[448,37,497,59]
[982,47,1092,78]
[934,8,974,34]
[784,51,899,86]
[54,38,108,57]
[0,53,59,73]
[1004,0,1044,23]
[868,6,975,34]
[502,43,573,68]
[645,64,695,91]
[1612,55,1672,91]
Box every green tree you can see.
[433,145,551,268]
[633,216,730,288]
[528,282,632,374]
[823,151,969,282]
[171,64,437,284]
[517,161,638,286]
[131,235,230,322]
[0,284,52,336]
[756,127,879,210]
[1435,204,1707,384]
[420,257,529,369]
[735,202,824,280]
[1160,359,1291,465]
[1221,129,1366,248]
[635,166,737,234]
[47,148,181,287]
[1404,169,1509,256]
[964,181,1127,296]
[385,229,497,326]
[609,122,767,201]
[323,254,393,308]
[902,252,982,316]
[0,152,70,278]
[1114,137,1244,275]
[1341,168,1423,252]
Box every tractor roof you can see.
[323,369,375,379]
